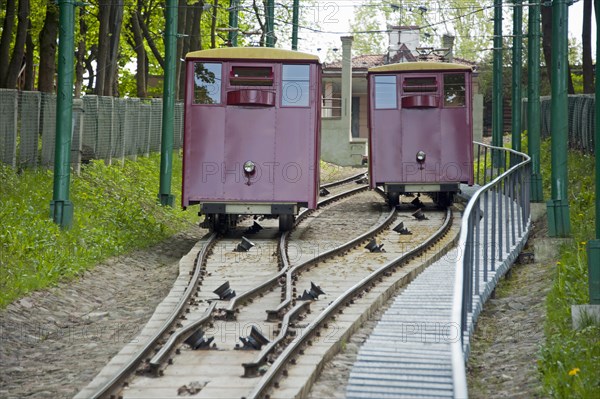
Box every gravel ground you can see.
[0,228,207,399]
[466,215,551,398]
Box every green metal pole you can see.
[266,0,275,47]
[228,0,239,47]
[50,0,75,228]
[546,0,571,237]
[511,0,522,153]
[158,0,177,207]
[492,0,503,166]
[527,0,543,202]
[292,0,299,50]
[586,0,600,304]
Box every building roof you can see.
[324,54,385,70]
[324,52,477,73]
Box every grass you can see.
[537,139,600,398]
[0,153,198,307]
[0,156,358,308]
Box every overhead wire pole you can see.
[492,0,503,166]
[527,0,543,202]
[229,0,239,46]
[292,0,300,50]
[546,0,571,236]
[587,0,600,304]
[511,0,523,154]
[158,0,177,207]
[50,0,77,228]
[266,0,275,47]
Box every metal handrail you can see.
[451,142,531,398]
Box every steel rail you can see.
[267,188,391,320]
[247,208,453,399]
[320,171,367,189]
[242,301,311,377]
[148,302,216,373]
[222,185,369,318]
[87,232,218,399]
[82,174,369,398]
[244,190,395,376]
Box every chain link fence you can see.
[525,94,596,154]
[0,89,184,170]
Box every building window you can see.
[444,73,466,107]
[193,62,221,104]
[374,75,397,109]
[322,81,341,118]
[282,64,310,107]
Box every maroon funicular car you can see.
[367,62,474,206]
[182,47,322,232]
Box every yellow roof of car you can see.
[369,61,472,73]
[186,47,320,62]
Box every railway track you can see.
[76,175,460,399]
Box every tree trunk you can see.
[541,5,552,83]
[86,44,97,91]
[190,1,202,52]
[175,0,188,100]
[24,22,34,90]
[0,0,16,86]
[582,0,594,93]
[567,65,575,94]
[252,0,266,46]
[75,8,88,98]
[38,1,59,93]
[104,0,124,96]
[211,0,218,48]
[5,0,30,89]
[131,8,147,98]
[139,12,164,68]
[96,0,111,95]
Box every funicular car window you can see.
[282,64,310,107]
[374,75,397,109]
[444,73,466,107]
[403,77,437,93]
[230,66,273,86]
[193,62,221,104]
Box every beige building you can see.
[320,27,483,166]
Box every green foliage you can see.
[0,153,198,307]
[538,140,600,398]
[571,73,584,94]
[349,0,493,62]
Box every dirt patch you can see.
[0,227,207,399]
[467,215,553,398]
